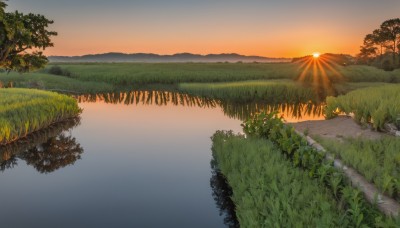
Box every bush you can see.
[47,65,72,77]
[382,60,395,71]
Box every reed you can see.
[0,88,81,144]
[178,80,319,102]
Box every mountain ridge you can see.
[49,52,291,63]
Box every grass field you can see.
[1,63,399,96]
[47,62,400,85]
[0,88,81,145]
[179,79,318,103]
[0,72,113,93]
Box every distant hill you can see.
[292,53,355,66]
[49,53,291,63]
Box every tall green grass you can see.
[212,131,342,227]
[0,88,81,144]
[0,72,114,93]
[179,80,318,102]
[325,84,400,130]
[47,63,400,85]
[48,63,298,85]
[317,137,400,201]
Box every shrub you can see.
[325,84,400,130]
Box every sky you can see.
[6,0,400,57]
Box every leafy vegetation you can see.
[212,130,398,227]
[212,131,342,227]
[0,1,56,72]
[0,88,81,144]
[325,84,400,130]
[317,136,400,201]
[357,18,400,70]
[240,111,398,226]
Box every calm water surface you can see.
[0,91,323,228]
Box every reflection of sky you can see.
[0,101,243,228]
[7,0,400,57]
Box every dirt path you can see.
[291,116,384,140]
[290,117,399,216]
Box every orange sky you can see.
[8,0,400,58]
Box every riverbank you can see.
[0,88,81,145]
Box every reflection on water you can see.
[75,90,325,122]
[210,158,239,228]
[0,118,83,173]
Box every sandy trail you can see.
[291,116,384,140]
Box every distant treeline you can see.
[357,18,400,71]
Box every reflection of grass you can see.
[316,136,400,202]
[0,89,81,144]
[325,84,400,130]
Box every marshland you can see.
[2,0,400,227]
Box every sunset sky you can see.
[7,0,400,58]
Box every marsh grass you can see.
[0,88,81,144]
[0,72,114,93]
[178,80,318,102]
[49,63,299,85]
[325,84,400,130]
[211,131,343,227]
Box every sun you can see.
[313,52,320,58]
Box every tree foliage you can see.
[357,18,400,70]
[0,1,57,72]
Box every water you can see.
[0,91,323,228]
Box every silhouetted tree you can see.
[357,18,400,69]
[0,0,57,72]
[380,19,400,66]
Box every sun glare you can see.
[313,52,320,58]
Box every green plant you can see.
[240,111,397,225]
[325,84,400,130]
[0,88,81,144]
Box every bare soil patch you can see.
[291,116,384,140]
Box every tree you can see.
[380,18,400,65]
[357,42,377,65]
[371,29,388,57]
[0,1,57,72]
